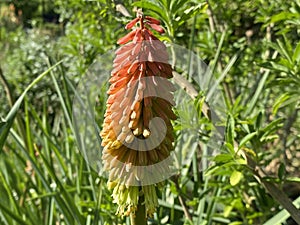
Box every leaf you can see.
[278,58,294,70]
[178,4,204,25]
[263,196,300,225]
[244,69,269,116]
[0,200,31,225]
[204,165,220,177]
[260,118,284,140]
[230,170,243,186]
[235,158,247,165]
[161,215,169,224]
[223,142,235,155]
[224,205,233,218]
[276,39,293,64]
[225,114,235,145]
[287,177,300,182]
[0,120,6,132]
[238,132,257,149]
[292,41,300,63]
[264,61,291,73]
[271,12,296,23]
[273,93,291,115]
[207,52,239,101]
[255,111,263,130]
[229,222,243,225]
[242,147,257,157]
[158,0,169,9]
[214,154,233,163]
[0,119,12,152]
[278,163,286,181]
[260,134,279,142]
[170,0,188,14]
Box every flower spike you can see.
[100,12,176,218]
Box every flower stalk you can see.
[130,195,147,225]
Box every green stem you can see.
[130,195,147,225]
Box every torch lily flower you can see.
[100,10,176,218]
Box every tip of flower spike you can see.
[136,8,143,18]
[120,12,165,37]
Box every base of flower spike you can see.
[109,181,159,218]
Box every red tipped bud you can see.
[146,22,165,33]
[145,16,161,25]
[117,29,140,45]
[125,17,139,29]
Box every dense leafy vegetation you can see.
[0,0,299,224]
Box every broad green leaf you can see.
[214,154,233,163]
[235,158,247,165]
[224,205,233,218]
[230,170,243,186]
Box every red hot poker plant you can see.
[100,11,176,218]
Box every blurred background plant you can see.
[0,0,299,225]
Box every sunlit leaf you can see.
[230,170,243,186]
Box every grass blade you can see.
[0,61,62,152]
[263,196,300,225]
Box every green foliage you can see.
[1,0,300,225]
